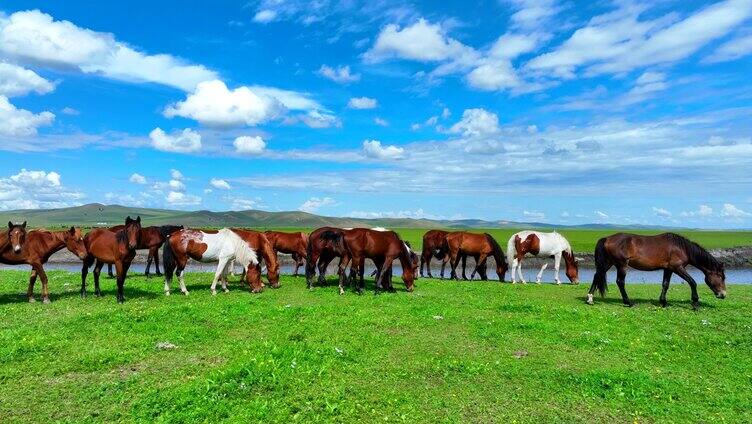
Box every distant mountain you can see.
[0,203,681,230]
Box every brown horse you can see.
[587,233,726,309]
[264,230,308,276]
[2,221,27,254]
[81,216,142,303]
[336,228,416,295]
[445,232,508,281]
[420,229,451,279]
[306,227,348,288]
[233,229,280,289]
[0,227,87,303]
[106,224,184,278]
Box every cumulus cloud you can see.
[210,178,231,190]
[682,204,714,217]
[299,196,335,213]
[0,95,55,137]
[652,206,672,218]
[362,140,405,160]
[347,96,378,109]
[129,173,147,184]
[721,203,751,218]
[449,108,501,138]
[0,168,84,210]
[0,10,217,91]
[233,135,266,154]
[318,64,360,83]
[166,191,201,206]
[0,62,55,97]
[149,128,201,153]
[364,18,475,63]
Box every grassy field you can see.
[0,270,750,423]
[256,227,752,252]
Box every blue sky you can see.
[0,0,751,228]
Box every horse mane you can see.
[664,233,723,273]
[484,233,507,267]
[320,230,346,254]
[159,225,184,239]
[222,228,258,268]
[115,228,129,244]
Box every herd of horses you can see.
[0,218,728,309]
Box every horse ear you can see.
[69,226,75,234]
[136,216,141,223]
[7,221,12,229]
[21,221,26,229]
[125,216,132,224]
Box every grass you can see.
[0,269,750,423]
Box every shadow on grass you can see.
[580,295,717,310]
[0,285,162,305]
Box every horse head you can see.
[123,216,142,250]
[64,226,87,260]
[562,251,580,284]
[7,221,26,253]
[705,264,726,299]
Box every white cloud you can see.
[170,169,184,180]
[449,108,501,138]
[129,173,147,184]
[347,96,378,109]
[61,107,79,115]
[318,64,360,83]
[166,191,201,206]
[349,208,434,219]
[149,128,201,153]
[210,178,231,190]
[232,198,261,210]
[682,204,714,217]
[721,203,751,218]
[253,9,278,23]
[364,18,475,63]
[374,117,389,127]
[652,206,672,218]
[523,210,546,220]
[467,58,521,91]
[163,79,284,127]
[509,0,561,30]
[168,179,185,191]
[0,62,55,97]
[0,95,55,136]
[595,211,609,219]
[300,110,341,128]
[705,33,752,62]
[362,140,405,160]
[299,196,335,213]
[0,168,84,210]
[621,71,668,105]
[233,135,266,154]
[441,108,451,119]
[0,10,217,91]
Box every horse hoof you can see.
[42,297,51,304]
[586,294,594,305]
[182,290,189,296]
[624,302,634,308]
[80,292,87,299]
[165,291,171,296]
[28,297,36,303]
[211,290,217,296]
[223,289,230,293]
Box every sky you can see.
[0,0,751,228]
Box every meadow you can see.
[0,270,750,423]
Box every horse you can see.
[81,216,142,303]
[0,227,87,303]
[306,227,348,288]
[162,228,264,295]
[264,230,308,276]
[106,225,184,278]
[506,230,579,285]
[587,233,726,309]
[419,230,451,279]
[2,221,27,254]
[232,229,280,289]
[444,232,508,281]
[335,228,416,295]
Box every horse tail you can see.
[593,237,609,297]
[163,235,176,281]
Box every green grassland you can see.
[0,270,750,423]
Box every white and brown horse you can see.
[506,230,579,285]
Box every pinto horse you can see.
[162,228,266,295]
[335,228,416,295]
[306,227,348,288]
[264,230,308,276]
[0,227,87,303]
[587,233,726,309]
[81,216,142,303]
[420,230,451,279]
[106,225,184,278]
[445,232,508,281]
[507,231,579,285]
[2,221,27,254]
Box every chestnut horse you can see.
[306,227,348,288]
[335,228,416,295]
[445,232,508,281]
[106,224,184,278]
[2,221,27,254]
[420,230,450,279]
[506,230,579,285]
[81,216,142,303]
[264,230,308,276]
[587,233,726,309]
[0,227,87,303]
[232,229,280,289]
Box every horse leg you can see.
[374,258,392,294]
[81,256,93,298]
[34,264,52,304]
[419,253,426,278]
[440,254,449,279]
[553,253,563,285]
[93,260,105,297]
[211,258,229,295]
[178,265,189,295]
[660,269,672,307]
[615,266,632,307]
[338,255,351,295]
[221,260,233,293]
[461,255,468,280]
[471,253,487,280]
[587,261,611,305]
[145,252,153,278]
[115,261,126,303]
[518,258,528,284]
[153,247,162,276]
[673,267,700,309]
[449,250,460,280]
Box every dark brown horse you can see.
[336,228,416,295]
[2,221,27,254]
[306,227,348,288]
[587,233,726,309]
[0,227,86,303]
[420,229,451,278]
[106,224,184,278]
[81,216,142,303]
[264,230,308,276]
[445,232,508,281]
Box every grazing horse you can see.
[162,228,264,295]
[587,233,726,309]
[81,216,142,303]
[264,230,308,276]
[0,227,87,303]
[232,229,280,289]
[306,227,348,288]
[506,231,579,285]
[420,230,451,279]
[445,232,508,281]
[2,221,27,254]
[106,225,184,278]
[336,228,416,295]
